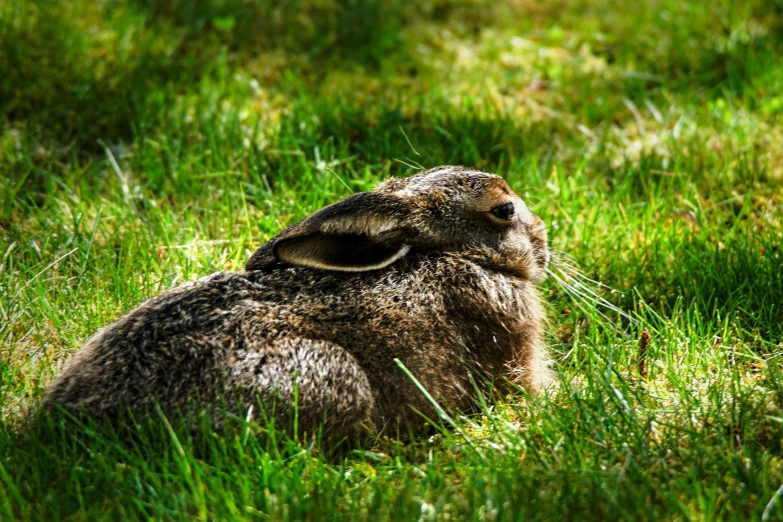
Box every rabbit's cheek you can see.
[530,234,549,270]
[527,215,550,275]
[498,236,535,278]
[500,226,548,282]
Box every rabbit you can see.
[42,165,551,442]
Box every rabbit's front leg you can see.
[228,338,377,442]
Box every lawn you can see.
[2,0,783,519]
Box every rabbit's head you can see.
[247,166,549,282]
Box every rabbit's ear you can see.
[246,192,410,271]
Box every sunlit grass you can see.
[2,0,783,520]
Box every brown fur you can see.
[42,166,551,441]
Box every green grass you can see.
[2,0,783,519]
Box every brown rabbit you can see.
[42,166,551,441]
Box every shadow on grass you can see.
[0,0,495,151]
[5,364,782,520]
[128,0,406,65]
[668,233,783,345]
[591,227,783,349]
[4,0,783,157]
[1,405,364,519]
[265,99,567,178]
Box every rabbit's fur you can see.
[43,166,551,440]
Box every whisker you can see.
[549,253,588,272]
[550,266,628,314]
[553,261,617,291]
[547,269,618,324]
[546,263,639,325]
[548,252,622,294]
[570,271,618,292]
[548,251,587,271]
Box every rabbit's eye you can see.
[490,202,515,220]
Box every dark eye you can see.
[490,202,515,220]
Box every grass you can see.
[2,0,783,519]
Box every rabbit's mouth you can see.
[481,245,549,283]
[496,232,549,283]
[495,262,548,284]
[519,259,549,284]
[531,246,550,281]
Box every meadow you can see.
[1,0,783,519]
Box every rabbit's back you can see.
[44,251,543,430]
[43,272,265,418]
